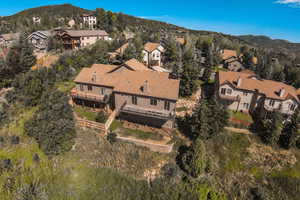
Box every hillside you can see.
[238,35,300,52]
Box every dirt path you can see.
[225,127,252,135]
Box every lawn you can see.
[110,120,122,131]
[120,128,164,141]
[55,81,76,93]
[74,106,98,121]
[176,107,188,112]
[229,110,253,127]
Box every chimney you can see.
[279,88,285,97]
[141,80,149,93]
[237,77,242,87]
[91,71,97,82]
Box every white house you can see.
[82,14,97,29]
[28,31,52,51]
[216,71,299,116]
[142,42,165,68]
[68,19,76,28]
[33,16,41,24]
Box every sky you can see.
[0,0,300,42]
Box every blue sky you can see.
[1,0,300,42]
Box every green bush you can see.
[95,111,107,123]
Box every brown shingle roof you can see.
[221,49,237,60]
[124,59,151,71]
[115,43,129,54]
[74,64,180,100]
[144,42,162,52]
[218,71,299,101]
[65,30,108,37]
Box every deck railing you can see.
[71,89,109,103]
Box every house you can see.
[71,62,180,129]
[142,42,165,68]
[68,19,76,28]
[33,16,41,24]
[216,71,299,116]
[108,42,129,60]
[57,30,109,49]
[220,49,237,60]
[223,57,245,72]
[82,14,97,29]
[0,33,19,47]
[28,31,52,51]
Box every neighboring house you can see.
[82,14,97,29]
[71,62,180,129]
[108,42,129,60]
[28,31,52,51]
[224,57,245,72]
[216,71,299,116]
[142,42,165,68]
[33,16,41,24]
[57,30,109,49]
[68,19,76,28]
[0,33,20,47]
[220,49,237,60]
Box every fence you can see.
[76,117,105,132]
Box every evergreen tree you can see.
[255,111,283,145]
[6,33,36,76]
[25,90,76,155]
[179,62,199,97]
[280,109,300,149]
[181,139,208,178]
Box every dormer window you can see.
[269,100,275,107]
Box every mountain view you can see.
[0,2,300,200]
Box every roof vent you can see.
[237,77,242,87]
[140,80,149,93]
[91,71,97,82]
[279,88,285,98]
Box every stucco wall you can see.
[76,83,113,97]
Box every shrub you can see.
[10,135,20,145]
[95,111,107,123]
[107,132,117,144]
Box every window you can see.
[80,84,84,91]
[269,100,275,107]
[88,85,92,91]
[101,88,105,95]
[243,92,248,96]
[87,37,90,40]
[290,104,296,111]
[226,89,232,95]
[132,96,137,105]
[164,101,170,111]
[150,98,158,106]
[221,88,226,95]
[243,103,249,109]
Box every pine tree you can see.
[259,111,283,145]
[25,90,76,155]
[280,109,300,149]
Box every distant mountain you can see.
[3,4,90,19]
[1,4,300,55]
[238,35,300,53]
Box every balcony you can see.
[121,104,174,120]
[71,89,109,103]
[219,94,241,102]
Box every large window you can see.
[243,103,249,109]
[164,101,170,111]
[269,100,275,107]
[88,85,92,91]
[101,88,105,95]
[132,96,137,105]
[221,88,226,95]
[80,84,84,91]
[226,89,232,95]
[290,104,296,111]
[150,98,158,106]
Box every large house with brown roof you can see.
[57,30,109,49]
[142,42,165,68]
[216,71,299,115]
[71,61,180,129]
[0,33,20,47]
